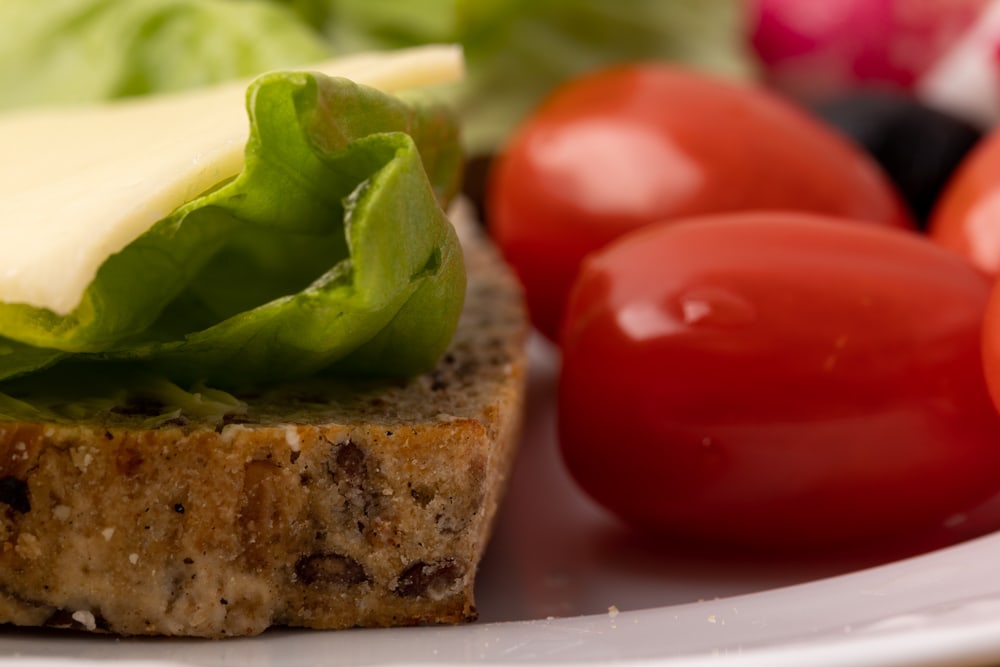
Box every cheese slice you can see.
[0,44,463,316]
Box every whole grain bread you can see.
[0,207,527,637]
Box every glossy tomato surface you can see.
[558,212,1000,550]
[981,283,1000,417]
[930,127,1000,276]
[488,64,913,340]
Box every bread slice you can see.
[0,207,527,637]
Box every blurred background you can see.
[3,1,999,144]
[5,0,998,225]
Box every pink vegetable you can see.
[750,0,986,100]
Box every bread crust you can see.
[0,213,527,637]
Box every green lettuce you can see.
[0,367,249,426]
[0,71,465,390]
[0,0,330,110]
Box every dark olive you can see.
[814,92,982,227]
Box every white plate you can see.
[4,336,1000,667]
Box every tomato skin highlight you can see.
[488,64,914,340]
[558,212,1000,550]
[930,128,1000,276]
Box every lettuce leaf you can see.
[0,0,330,110]
[0,71,465,389]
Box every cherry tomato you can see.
[558,212,1000,550]
[929,127,1000,276]
[980,283,1000,417]
[488,64,914,340]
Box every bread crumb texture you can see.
[0,219,527,637]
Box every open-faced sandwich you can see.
[0,45,527,637]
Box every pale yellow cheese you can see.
[0,44,463,316]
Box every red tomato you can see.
[558,212,1000,550]
[488,64,914,340]
[930,127,1000,276]
[981,282,1000,415]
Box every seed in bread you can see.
[0,212,527,637]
